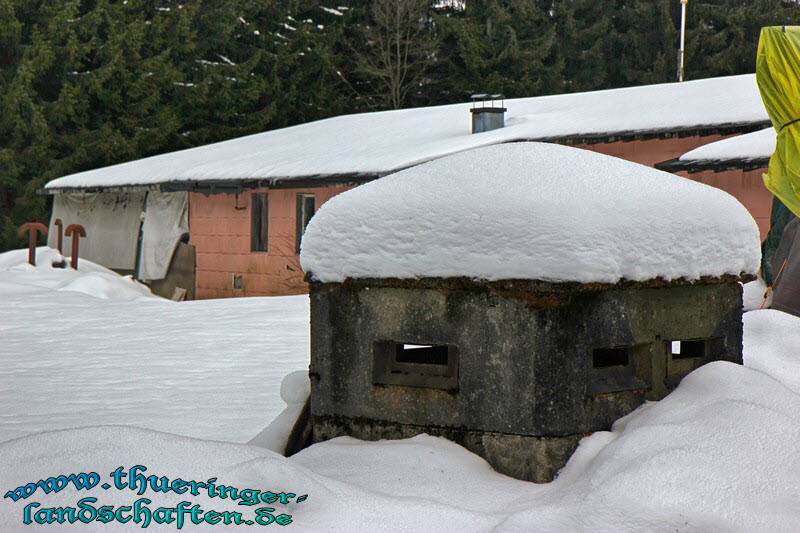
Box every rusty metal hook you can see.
[64,224,86,270]
[18,223,48,266]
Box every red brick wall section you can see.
[190,186,351,299]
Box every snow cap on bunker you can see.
[300,142,760,284]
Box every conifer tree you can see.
[605,0,679,87]
[685,0,800,80]
[552,0,613,93]
[433,0,561,103]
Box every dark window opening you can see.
[296,193,316,254]
[395,344,449,366]
[665,337,725,389]
[587,344,648,396]
[373,341,458,390]
[593,347,629,368]
[671,339,707,359]
[232,274,243,290]
[251,193,269,252]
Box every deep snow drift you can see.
[0,247,155,301]
[301,143,761,284]
[0,248,310,444]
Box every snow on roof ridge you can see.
[45,74,768,190]
[300,143,761,284]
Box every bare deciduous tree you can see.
[347,0,436,109]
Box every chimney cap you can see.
[470,93,505,100]
[470,93,505,112]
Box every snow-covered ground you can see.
[3,248,800,531]
[0,248,310,444]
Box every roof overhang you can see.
[39,120,772,195]
[545,120,771,146]
[655,157,770,174]
[39,172,383,196]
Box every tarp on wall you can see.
[756,26,800,218]
[48,192,146,270]
[139,191,189,281]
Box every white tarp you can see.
[139,191,189,281]
[48,192,145,271]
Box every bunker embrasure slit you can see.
[372,341,458,390]
[588,344,649,396]
[670,338,722,359]
[395,344,449,366]
[592,347,630,368]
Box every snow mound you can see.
[499,362,800,530]
[743,277,769,311]
[0,280,310,444]
[744,309,800,395]
[301,143,761,284]
[0,247,155,301]
[280,370,310,404]
[248,371,310,453]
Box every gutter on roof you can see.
[36,184,162,195]
[654,156,770,174]
[38,173,383,195]
[545,120,772,146]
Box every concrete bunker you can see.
[299,143,761,482]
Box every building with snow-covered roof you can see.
[656,127,774,238]
[40,74,769,299]
[301,143,760,482]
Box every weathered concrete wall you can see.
[309,281,743,481]
[190,186,350,298]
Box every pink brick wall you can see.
[190,186,350,299]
